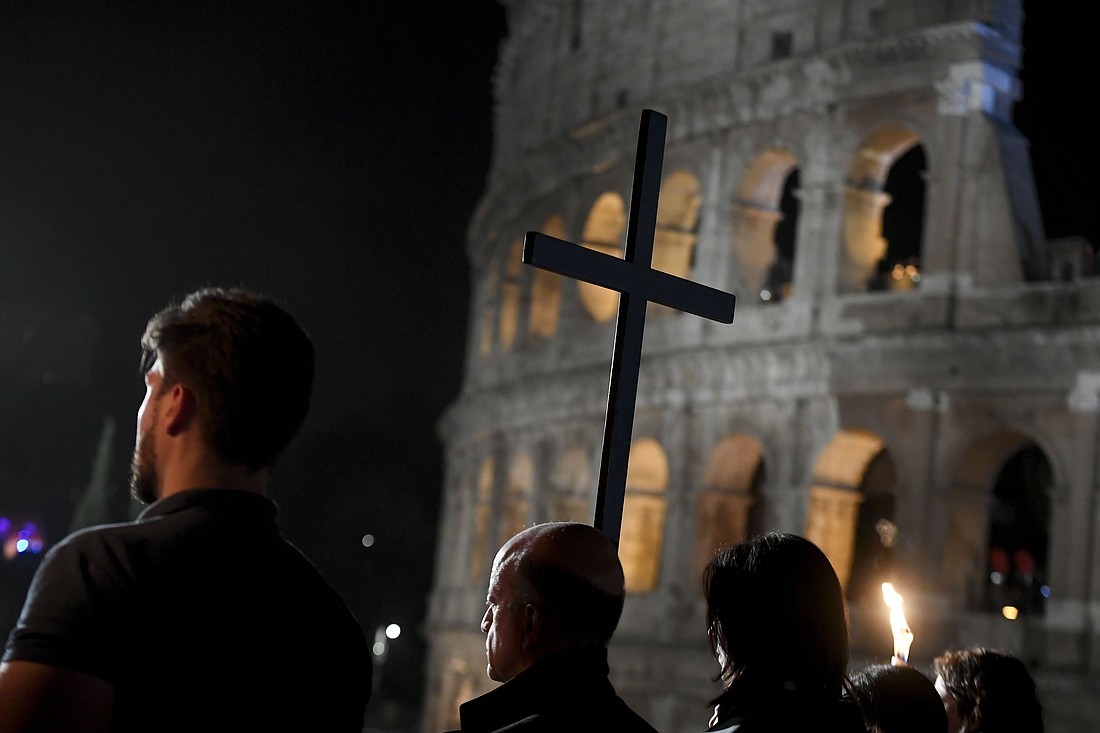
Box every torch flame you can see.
[881,582,913,664]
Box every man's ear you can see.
[162,384,196,436]
[519,603,544,652]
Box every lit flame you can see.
[882,582,913,664]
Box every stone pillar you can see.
[839,186,890,294]
[691,140,733,293]
[1049,372,1100,670]
[731,203,783,298]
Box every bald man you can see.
[446,521,659,732]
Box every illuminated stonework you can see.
[424,3,1097,733]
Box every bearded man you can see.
[0,287,372,733]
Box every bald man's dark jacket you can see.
[446,646,659,733]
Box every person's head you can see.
[849,663,947,733]
[129,287,314,503]
[704,532,850,703]
[932,647,1043,733]
[480,521,625,683]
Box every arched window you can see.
[841,126,926,294]
[945,432,1052,617]
[731,149,800,303]
[497,238,524,350]
[500,452,533,544]
[578,192,626,322]
[619,438,669,592]
[529,214,566,340]
[547,446,592,523]
[436,657,476,732]
[986,443,1051,617]
[805,429,886,592]
[877,145,926,290]
[469,457,495,582]
[695,434,763,577]
[653,170,702,280]
[846,448,900,607]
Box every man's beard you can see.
[129,420,159,505]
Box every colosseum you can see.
[421,2,1099,731]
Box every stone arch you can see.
[529,214,567,341]
[946,431,1053,616]
[578,191,626,322]
[731,148,800,303]
[695,433,764,578]
[840,124,926,294]
[497,238,524,350]
[500,452,534,545]
[620,437,669,593]
[845,448,901,607]
[653,169,702,280]
[804,428,889,592]
[547,445,592,523]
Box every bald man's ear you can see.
[519,603,544,652]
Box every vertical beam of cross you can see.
[522,109,736,544]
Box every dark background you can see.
[0,1,1093,730]
[0,2,507,728]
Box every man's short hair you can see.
[933,647,1044,732]
[141,287,314,471]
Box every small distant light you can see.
[372,641,387,656]
[990,571,1004,584]
[760,289,772,301]
[30,541,43,554]
[0,517,10,534]
[386,623,401,640]
[361,534,375,548]
[1040,585,1051,598]
[15,538,29,553]
[1001,605,1019,620]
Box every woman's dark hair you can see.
[849,663,947,733]
[704,532,851,704]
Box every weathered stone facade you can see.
[422,2,1100,731]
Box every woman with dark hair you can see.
[700,532,864,733]
[849,663,948,733]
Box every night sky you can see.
[0,2,506,725]
[0,1,1094,729]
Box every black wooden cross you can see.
[522,109,736,544]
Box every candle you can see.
[881,582,913,664]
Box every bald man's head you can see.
[481,522,626,680]
[509,523,625,645]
